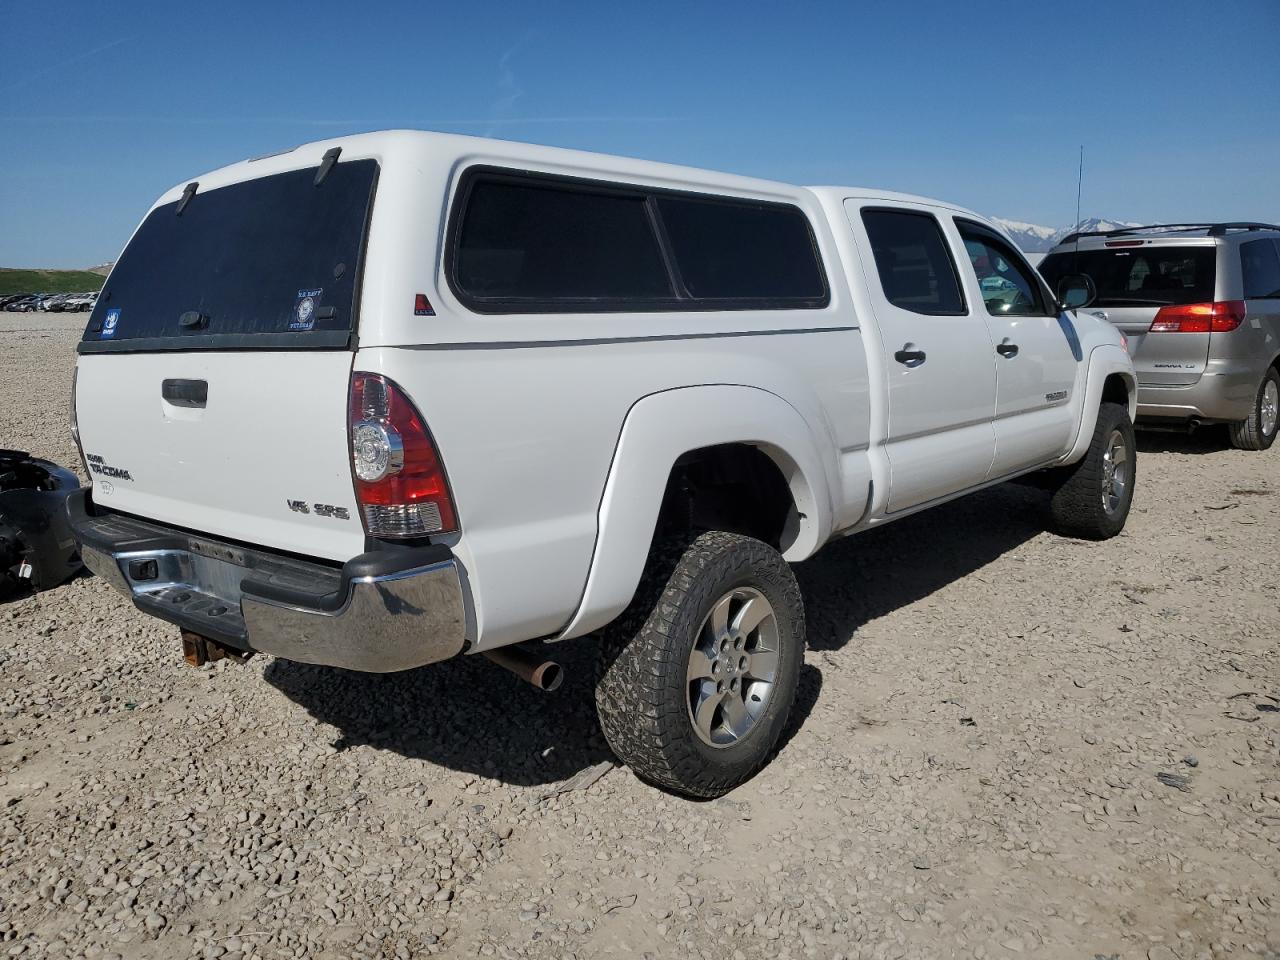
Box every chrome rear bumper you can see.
[70,491,467,673]
[240,559,466,672]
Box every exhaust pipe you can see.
[483,644,563,692]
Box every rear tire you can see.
[594,531,804,799]
[1047,401,1136,540]
[1228,366,1279,451]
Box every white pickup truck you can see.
[68,131,1136,797]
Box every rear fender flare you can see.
[554,385,835,641]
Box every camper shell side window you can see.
[445,167,830,314]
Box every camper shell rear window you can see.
[80,158,378,353]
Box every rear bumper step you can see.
[67,490,467,672]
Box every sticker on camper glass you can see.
[102,308,121,338]
[290,288,322,331]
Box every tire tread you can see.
[1048,401,1136,540]
[1228,367,1279,451]
[594,531,803,798]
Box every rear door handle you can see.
[161,378,208,408]
[996,339,1019,358]
[894,344,926,368]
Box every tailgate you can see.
[75,351,363,561]
[71,151,379,561]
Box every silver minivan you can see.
[1039,223,1280,450]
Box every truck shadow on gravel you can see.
[263,648,822,790]
[264,482,1044,787]
[1135,425,1237,455]
[794,483,1047,650]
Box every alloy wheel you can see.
[686,588,780,748]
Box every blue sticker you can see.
[290,288,322,331]
[102,308,121,338]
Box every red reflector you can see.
[414,294,435,317]
[1149,300,1246,334]
[1105,240,1145,247]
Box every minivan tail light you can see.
[348,372,457,537]
[1149,300,1246,334]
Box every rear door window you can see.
[1241,239,1280,299]
[1038,246,1216,307]
[860,209,966,315]
[82,159,378,352]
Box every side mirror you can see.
[1057,274,1096,310]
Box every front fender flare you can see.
[1062,344,1137,465]
[554,384,836,641]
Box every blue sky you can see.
[3,0,1278,267]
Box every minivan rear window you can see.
[81,159,378,353]
[1038,246,1216,307]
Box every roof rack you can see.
[1059,222,1280,245]
[1204,221,1280,237]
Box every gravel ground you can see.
[2,312,1278,960]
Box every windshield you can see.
[1039,246,1216,307]
[81,158,377,352]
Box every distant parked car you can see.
[1039,222,1280,450]
[6,295,41,312]
[0,295,27,311]
[62,293,96,312]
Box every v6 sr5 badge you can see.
[287,499,350,521]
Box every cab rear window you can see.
[80,159,377,353]
[1039,246,1216,307]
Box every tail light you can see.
[348,372,457,537]
[1149,300,1246,334]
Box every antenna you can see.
[1075,145,1084,230]
[1072,145,1084,274]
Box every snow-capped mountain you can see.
[992,217,1144,254]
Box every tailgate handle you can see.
[162,379,208,408]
